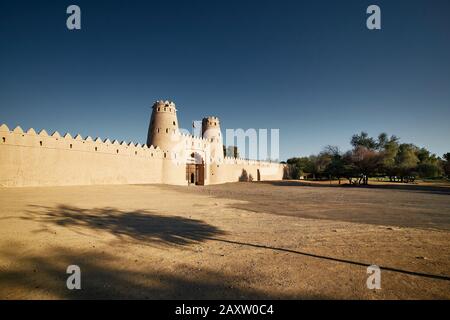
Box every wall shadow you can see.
[239,169,252,182]
[23,205,226,247]
[164,182,450,231]
[263,180,450,196]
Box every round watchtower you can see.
[146,100,180,151]
[202,116,224,163]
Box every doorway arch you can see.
[186,152,205,185]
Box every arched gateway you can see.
[186,152,205,185]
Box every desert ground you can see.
[0,181,449,299]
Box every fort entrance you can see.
[186,152,205,185]
[186,162,205,185]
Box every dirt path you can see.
[0,182,449,299]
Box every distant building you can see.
[0,100,284,187]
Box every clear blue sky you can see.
[1,0,449,161]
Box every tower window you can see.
[157,128,160,133]
[39,141,43,146]
[116,149,119,153]
[2,137,5,143]
[173,121,176,126]
[157,107,160,111]
[135,151,137,155]
[164,153,167,158]
[69,144,72,149]
[95,147,98,151]
[166,128,169,133]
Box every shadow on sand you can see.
[0,244,322,299]
[23,204,226,247]
[5,203,447,299]
[165,181,450,231]
[263,180,450,196]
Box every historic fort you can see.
[0,100,284,187]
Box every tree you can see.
[376,133,399,149]
[322,146,345,183]
[239,169,249,182]
[285,132,443,184]
[224,145,239,158]
[341,151,360,184]
[286,157,301,179]
[443,153,450,178]
[377,133,388,150]
[394,144,419,182]
[417,163,442,179]
[316,152,332,177]
[378,135,400,181]
[351,132,377,150]
[350,146,383,185]
[349,132,388,184]
[414,147,442,178]
[286,157,316,179]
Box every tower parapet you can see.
[202,116,224,163]
[146,100,180,151]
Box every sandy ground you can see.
[0,181,449,299]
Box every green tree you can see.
[395,144,419,182]
[351,132,377,150]
[285,157,315,179]
[443,153,450,178]
[342,151,360,184]
[350,146,383,185]
[378,135,400,181]
[286,157,301,179]
[322,146,345,183]
[286,132,443,184]
[414,147,442,178]
[416,163,442,179]
[224,145,239,158]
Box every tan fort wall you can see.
[0,124,284,187]
[0,124,188,187]
[174,133,284,185]
[209,157,284,184]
